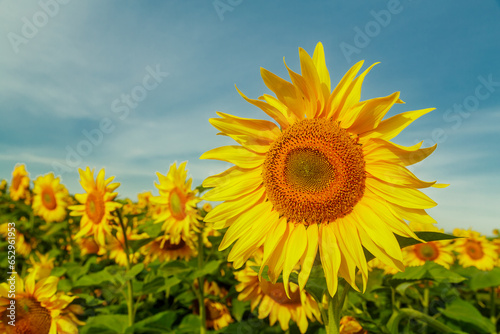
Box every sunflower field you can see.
[1,44,500,334]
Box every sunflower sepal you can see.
[389,261,466,285]
[363,231,458,263]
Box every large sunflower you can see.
[153,162,201,244]
[9,164,30,201]
[235,249,321,333]
[0,271,82,334]
[202,42,445,297]
[453,229,497,271]
[69,167,122,246]
[32,173,70,223]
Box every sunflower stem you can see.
[197,226,206,334]
[66,221,75,263]
[390,308,456,333]
[422,283,430,334]
[116,209,135,330]
[490,287,497,327]
[325,280,350,334]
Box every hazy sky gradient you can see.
[1,0,499,235]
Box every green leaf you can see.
[80,315,129,334]
[57,278,73,293]
[438,298,496,333]
[123,263,144,281]
[364,231,457,262]
[174,314,201,333]
[128,238,154,253]
[231,298,247,322]
[469,267,500,290]
[50,267,67,277]
[64,256,97,281]
[391,262,466,285]
[160,260,192,276]
[141,276,165,294]
[73,268,119,287]
[127,311,178,333]
[144,223,163,238]
[175,289,196,306]
[190,260,224,279]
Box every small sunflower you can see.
[69,167,122,246]
[235,249,321,333]
[137,191,153,210]
[403,222,455,269]
[153,162,201,244]
[492,238,500,267]
[0,271,82,334]
[77,237,104,257]
[142,234,197,264]
[0,179,7,195]
[194,281,233,331]
[27,252,56,280]
[453,229,497,271]
[107,224,148,267]
[32,173,70,223]
[202,42,445,297]
[339,316,367,334]
[9,164,30,201]
[367,257,399,275]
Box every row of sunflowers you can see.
[1,162,499,333]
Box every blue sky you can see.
[0,0,499,235]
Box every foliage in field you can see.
[0,163,499,334]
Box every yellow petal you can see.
[202,166,263,202]
[319,223,341,296]
[364,108,434,141]
[282,224,307,298]
[205,187,265,226]
[200,145,265,169]
[25,271,36,296]
[34,276,59,300]
[392,205,438,226]
[298,223,319,290]
[347,91,400,134]
[364,195,421,241]
[229,203,278,268]
[236,87,290,128]
[364,138,437,166]
[336,220,368,291]
[325,60,364,119]
[337,63,379,123]
[260,67,302,119]
[210,111,280,145]
[219,201,273,254]
[358,224,404,272]
[350,200,403,259]
[312,42,331,94]
[366,162,437,188]
[366,177,437,209]
[262,218,290,282]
